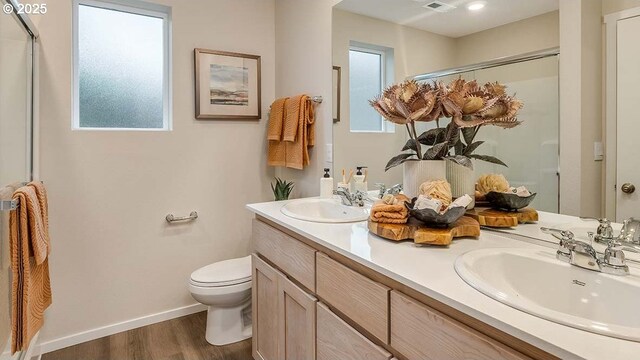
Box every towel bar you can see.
[166,211,198,223]
[0,181,39,211]
[0,200,17,211]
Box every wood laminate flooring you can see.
[42,311,252,360]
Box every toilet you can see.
[188,255,252,346]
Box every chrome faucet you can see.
[583,217,640,252]
[333,187,367,207]
[376,183,403,199]
[541,227,630,276]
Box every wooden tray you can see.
[465,207,538,228]
[368,216,480,246]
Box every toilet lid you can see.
[190,255,252,287]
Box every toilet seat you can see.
[190,255,251,287]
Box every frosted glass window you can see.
[73,1,171,130]
[349,49,384,132]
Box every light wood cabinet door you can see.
[317,302,392,360]
[253,219,316,291]
[278,272,317,360]
[390,291,530,360]
[252,254,281,360]
[316,252,390,344]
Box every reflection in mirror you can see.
[332,0,559,212]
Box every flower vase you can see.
[446,160,476,209]
[402,160,447,198]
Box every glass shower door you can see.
[0,0,35,358]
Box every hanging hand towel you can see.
[267,97,289,167]
[9,182,52,353]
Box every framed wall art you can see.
[194,48,261,120]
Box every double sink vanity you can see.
[247,197,640,360]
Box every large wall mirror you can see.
[332,0,560,212]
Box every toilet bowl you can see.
[188,255,252,346]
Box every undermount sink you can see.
[280,198,369,223]
[455,247,640,341]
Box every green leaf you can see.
[401,139,418,152]
[423,142,448,160]
[445,121,459,145]
[461,127,476,145]
[272,177,295,200]
[385,153,415,171]
[454,139,465,156]
[463,141,484,156]
[469,154,508,167]
[417,128,445,146]
[445,155,473,170]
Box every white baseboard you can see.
[37,303,207,355]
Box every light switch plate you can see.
[594,141,604,161]
[325,144,333,163]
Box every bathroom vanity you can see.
[247,200,640,360]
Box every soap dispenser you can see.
[320,168,334,198]
[353,166,368,193]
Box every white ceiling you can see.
[334,0,559,38]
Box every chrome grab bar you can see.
[166,211,198,223]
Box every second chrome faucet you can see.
[541,227,630,276]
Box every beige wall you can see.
[559,0,603,217]
[28,0,276,348]
[332,9,456,186]
[603,0,640,14]
[274,0,335,197]
[455,11,559,66]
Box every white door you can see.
[616,15,640,221]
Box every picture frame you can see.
[194,48,261,120]
[332,66,341,123]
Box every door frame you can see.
[604,7,640,220]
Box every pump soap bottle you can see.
[353,166,368,193]
[320,168,334,198]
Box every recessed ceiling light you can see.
[467,1,486,11]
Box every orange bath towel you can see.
[9,181,52,353]
[267,97,289,167]
[267,95,316,169]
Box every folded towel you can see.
[267,97,289,167]
[10,182,52,353]
[268,95,316,170]
[370,194,410,224]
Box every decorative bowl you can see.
[485,191,537,211]
[405,198,466,227]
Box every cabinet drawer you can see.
[316,252,390,343]
[390,291,530,360]
[253,219,316,291]
[317,302,391,360]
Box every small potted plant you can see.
[271,178,295,201]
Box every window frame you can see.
[72,0,172,131]
[348,45,394,133]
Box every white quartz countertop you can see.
[246,199,640,360]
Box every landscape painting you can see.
[195,48,261,120]
[209,64,249,106]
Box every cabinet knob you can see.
[621,183,636,194]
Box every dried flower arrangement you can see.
[369,78,523,171]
